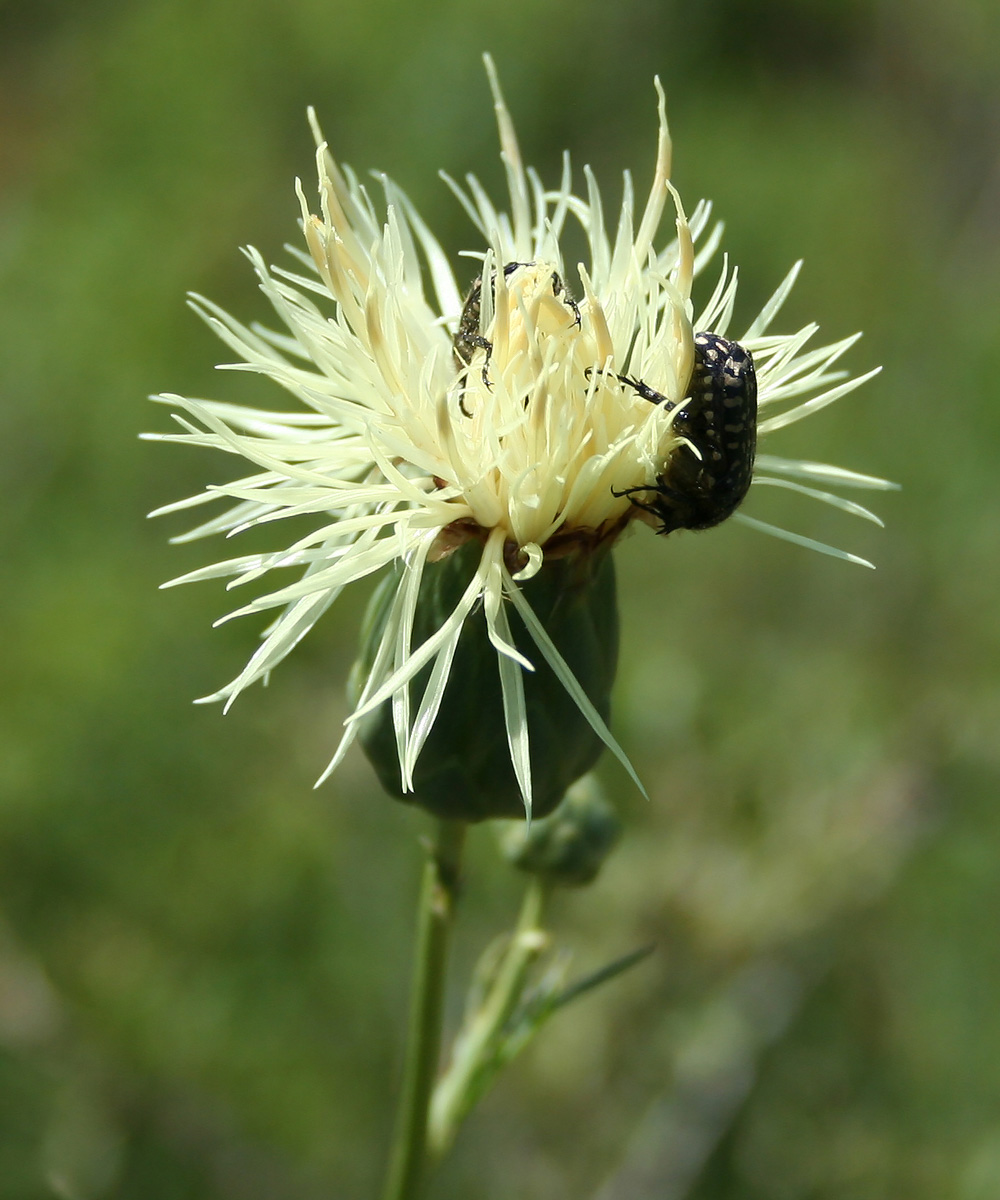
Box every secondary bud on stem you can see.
[501,773,622,885]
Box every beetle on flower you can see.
[149,56,892,820]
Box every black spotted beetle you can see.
[613,331,758,535]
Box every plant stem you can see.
[381,818,466,1200]
[428,877,549,1159]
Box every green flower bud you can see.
[500,774,622,886]
[351,541,619,822]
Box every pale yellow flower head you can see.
[149,56,891,806]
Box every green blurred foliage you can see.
[0,0,998,1196]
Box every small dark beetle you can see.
[613,331,757,535]
[453,261,580,390]
[454,261,526,383]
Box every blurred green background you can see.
[1,0,998,1196]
